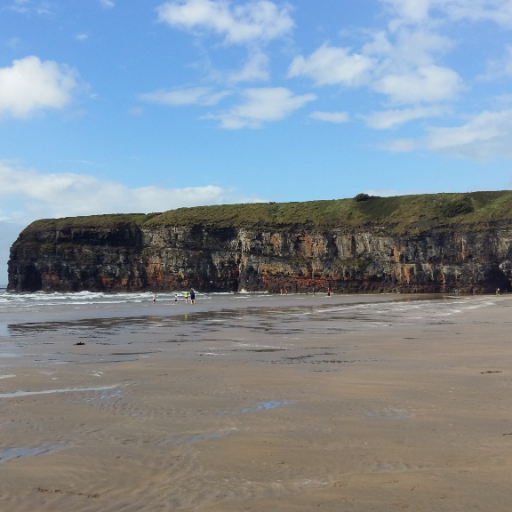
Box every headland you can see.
[8,190,512,293]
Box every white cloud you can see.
[381,0,512,28]
[381,110,512,159]
[8,0,54,15]
[99,0,115,8]
[288,2,512,108]
[380,138,421,152]
[359,27,457,103]
[423,109,512,158]
[5,37,22,49]
[380,0,433,24]
[288,32,461,104]
[157,0,294,45]
[227,51,269,83]
[490,93,512,108]
[498,44,512,74]
[76,33,88,42]
[8,0,30,14]
[363,188,405,197]
[0,162,266,222]
[363,187,441,197]
[129,106,144,116]
[478,44,512,80]
[208,87,316,129]
[140,87,231,106]
[288,44,374,87]
[310,111,349,124]
[0,56,78,119]
[0,162,266,283]
[362,28,453,68]
[363,105,446,129]
[372,64,462,103]
[440,0,512,27]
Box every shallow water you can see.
[0,292,498,370]
[0,289,262,311]
[0,385,121,399]
[240,401,291,414]
[0,444,63,463]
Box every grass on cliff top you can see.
[21,190,512,235]
[24,213,157,233]
[146,190,512,231]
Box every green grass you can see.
[19,190,512,236]
[23,213,154,234]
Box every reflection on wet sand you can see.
[0,385,121,399]
[0,444,64,463]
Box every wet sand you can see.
[1,293,512,511]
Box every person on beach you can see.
[190,288,196,305]
[327,287,331,297]
[153,294,157,303]
[184,291,189,303]
[174,294,178,305]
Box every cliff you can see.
[8,191,512,293]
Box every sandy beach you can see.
[1,292,511,511]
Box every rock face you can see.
[8,218,512,293]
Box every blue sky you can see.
[1,0,512,281]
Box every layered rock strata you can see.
[8,211,512,294]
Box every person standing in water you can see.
[153,294,157,303]
[190,288,196,305]
[174,293,178,305]
[327,287,331,297]
[184,291,189,304]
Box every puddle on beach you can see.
[0,385,121,399]
[108,351,157,356]
[247,348,286,353]
[365,407,414,419]
[188,433,222,443]
[217,400,291,415]
[74,358,139,364]
[240,401,291,413]
[368,462,425,472]
[0,444,64,463]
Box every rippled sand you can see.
[0,293,511,511]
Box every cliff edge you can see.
[8,191,512,293]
